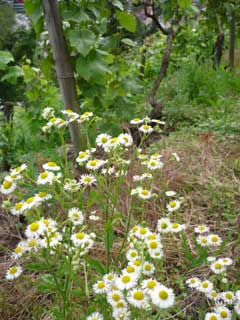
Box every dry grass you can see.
[0,132,239,319]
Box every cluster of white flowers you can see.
[0,164,27,195]
[194,225,223,247]
[42,107,94,132]
[92,224,176,319]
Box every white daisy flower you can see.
[115,273,138,291]
[214,306,232,320]
[118,133,133,147]
[210,261,226,274]
[234,302,240,315]
[71,232,90,247]
[10,163,27,176]
[41,232,62,248]
[235,290,240,301]
[89,214,100,221]
[12,241,27,259]
[194,225,210,234]
[157,218,171,233]
[42,161,61,171]
[130,118,143,125]
[76,150,90,164]
[25,221,46,238]
[10,202,26,216]
[86,159,105,171]
[207,256,216,262]
[103,137,120,152]
[123,264,140,276]
[126,249,139,261]
[24,196,40,210]
[208,234,222,246]
[0,179,17,195]
[137,187,153,199]
[218,257,233,266]
[206,290,220,301]
[64,179,81,192]
[196,235,210,247]
[96,133,111,147]
[198,280,214,293]
[205,312,220,320]
[61,109,79,122]
[135,226,151,240]
[107,291,124,305]
[80,174,96,186]
[36,191,52,202]
[93,280,107,294]
[37,171,55,185]
[139,124,153,134]
[86,312,103,320]
[221,291,235,304]
[77,111,93,123]
[167,200,181,212]
[112,309,130,320]
[40,218,57,232]
[186,277,201,289]
[127,288,149,308]
[25,238,40,252]
[170,222,186,233]
[103,272,118,285]
[148,248,164,259]
[141,279,159,292]
[150,285,175,309]
[146,239,162,252]
[165,191,176,197]
[6,265,23,280]
[142,262,155,275]
[146,159,163,170]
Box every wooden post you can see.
[41,0,84,154]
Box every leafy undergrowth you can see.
[0,126,240,319]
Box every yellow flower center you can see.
[112,293,121,302]
[147,280,156,289]
[122,275,131,283]
[220,311,228,318]
[141,190,149,196]
[201,238,208,244]
[101,137,108,143]
[76,232,85,240]
[126,266,135,273]
[225,293,232,300]
[161,222,168,229]
[132,226,138,232]
[140,228,147,234]
[15,246,22,254]
[143,125,149,130]
[28,239,37,247]
[3,181,12,189]
[172,223,179,229]
[47,162,56,167]
[159,290,169,300]
[107,274,114,280]
[130,252,137,258]
[145,264,152,271]
[133,260,141,267]
[40,172,49,179]
[190,279,196,284]
[133,291,144,300]
[209,316,218,320]
[211,236,218,242]
[49,117,57,123]
[211,291,217,297]
[202,282,209,288]
[89,160,97,167]
[169,201,176,208]
[29,222,40,232]
[15,203,23,210]
[43,219,50,226]
[79,152,87,158]
[147,234,156,240]
[38,192,47,198]
[84,177,92,183]
[149,241,158,249]
[214,263,222,270]
[9,267,17,275]
[97,281,105,289]
[26,197,35,204]
[198,226,206,231]
[116,301,124,308]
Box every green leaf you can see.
[69,29,96,57]
[113,0,124,10]
[63,9,90,23]
[2,66,24,84]
[87,258,106,275]
[76,50,110,82]
[24,0,43,25]
[25,262,48,271]
[116,10,137,33]
[177,0,191,9]
[0,51,14,70]
[104,219,114,252]
[181,232,193,261]
[121,38,136,46]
